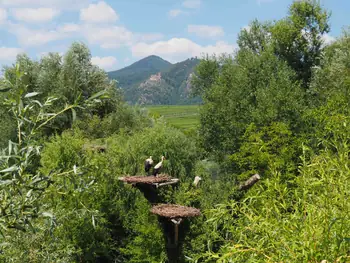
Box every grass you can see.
[145,105,200,130]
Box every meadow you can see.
[145,105,200,130]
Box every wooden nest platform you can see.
[151,204,201,219]
[119,174,172,184]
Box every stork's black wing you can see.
[144,161,152,172]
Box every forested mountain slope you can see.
[108,56,201,105]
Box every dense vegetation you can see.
[0,1,349,262]
[108,56,201,105]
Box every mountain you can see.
[108,55,172,95]
[107,55,201,105]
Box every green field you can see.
[145,105,201,130]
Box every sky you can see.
[0,0,349,71]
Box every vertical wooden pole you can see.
[174,224,179,245]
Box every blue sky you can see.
[0,0,349,71]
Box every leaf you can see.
[26,189,33,198]
[92,215,96,229]
[32,100,43,107]
[0,242,10,247]
[24,92,40,98]
[26,220,36,233]
[11,223,26,232]
[0,180,13,185]
[71,108,77,122]
[86,90,107,102]
[73,165,77,175]
[0,165,18,173]
[0,88,11,93]
[8,140,12,156]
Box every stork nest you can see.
[151,204,201,218]
[120,174,172,184]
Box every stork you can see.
[153,156,166,176]
[193,176,202,187]
[144,156,154,176]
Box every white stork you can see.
[193,176,202,187]
[153,156,166,176]
[144,156,154,176]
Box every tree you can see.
[0,42,123,144]
[271,0,330,87]
[196,49,304,157]
[237,19,272,55]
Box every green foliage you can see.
[200,114,350,262]
[0,64,81,232]
[229,122,299,181]
[271,0,330,87]
[106,123,197,178]
[197,49,304,156]
[238,0,330,87]
[237,19,272,54]
[0,42,122,143]
[309,28,350,105]
[74,105,152,139]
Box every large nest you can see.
[120,174,172,184]
[151,204,201,219]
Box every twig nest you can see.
[151,204,201,218]
[119,174,172,184]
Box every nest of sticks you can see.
[151,204,201,219]
[120,174,172,184]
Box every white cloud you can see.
[91,56,117,70]
[58,23,80,33]
[81,24,163,49]
[168,9,184,18]
[0,8,7,23]
[13,27,64,46]
[11,8,60,23]
[0,47,23,63]
[9,23,78,46]
[322,33,335,45]
[80,1,118,23]
[187,25,224,38]
[131,38,235,63]
[0,0,89,10]
[82,25,133,48]
[182,0,201,9]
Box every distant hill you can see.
[107,55,201,105]
[108,55,172,89]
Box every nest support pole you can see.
[118,176,179,204]
[151,204,201,263]
[158,217,189,263]
[134,183,160,204]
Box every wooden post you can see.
[174,224,179,246]
[171,218,182,246]
[238,174,261,191]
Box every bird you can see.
[193,176,202,187]
[153,156,166,176]
[144,156,154,176]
